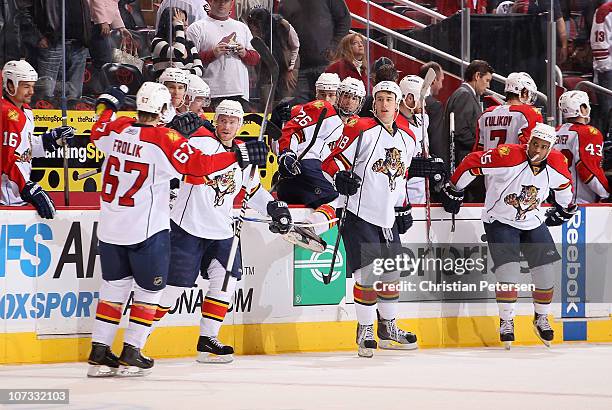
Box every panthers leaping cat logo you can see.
[371,148,406,190]
[209,170,236,207]
[504,185,540,221]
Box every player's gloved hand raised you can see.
[96,86,126,112]
[395,203,413,234]
[169,112,205,138]
[202,118,215,134]
[234,140,268,168]
[272,99,293,124]
[20,181,56,219]
[278,149,301,177]
[545,203,577,226]
[335,170,361,196]
[267,200,292,234]
[408,157,447,185]
[441,183,463,215]
[42,125,76,152]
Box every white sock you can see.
[92,278,132,346]
[200,260,237,337]
[124,284,162,349]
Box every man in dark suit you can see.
[442,59,494,202]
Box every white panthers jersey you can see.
[474,104,543,151]
[1,98,45,205]
[322,117,417,228]
[398,112,429,204]
[451,144,573,230]
[555,122,609,203]
[91,110,238,245]
[171,130,273,239]
[279,100,346,161]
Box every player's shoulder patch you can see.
[346,117,359,127]
[588,125,600,136]
[7,108,20,122]
[166,129,182,142]
[547,149,572,179]
[497,145,511,157]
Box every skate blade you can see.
[282,231,325,253]
[504,341,512,350]
[117,365,152,377]
[357,347,374,358]
[196,352,234,364]
[378,340,418,350]
[87,364,118,377]
[532,324,553,348]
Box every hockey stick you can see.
[61,0,70,206]
[324,130,364,285]
[238,216,339,227]
[270,107,328,192]
[77,168,101,180]
[420,68,436,253]
[222,37,279,292]
[449,112,456,239]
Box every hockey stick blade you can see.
[420,68,436,102]
[222,37,279,292]
[324,130,364,285]
[77,168,101,180]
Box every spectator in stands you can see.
[156,0,209,26]
[358,57,399,117]
[513,0,568,63]
[23,0,91,100]
[443,59,493,202]
[279,0,351,104]
[325,33,368,88]
[420,62,445,164]
[187,0,259,110]
[437,0,488,16]
[591,1,611,136]
[89,0,133,94]
[152,7,204,80]
[246,7,300,108]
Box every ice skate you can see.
[533,313,554,347]
[117,343,154,376]
[500,318,515,350]
[87,342,119,377]
[283,225,326,253]
[356,324,377,358]
[196,336,234,363]
[377,318,418,350]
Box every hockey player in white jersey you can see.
[322,81,446,357]
[185,73,212,116]
[397,74,429,204]
[277,76,366,252]
[87,85,268,377]
[554,90,609,203]
[473,72,543,151]
[1,60,75,216]
[153,100,292,363]
[442,123,575,349]
[158,67,189,123]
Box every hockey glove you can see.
[272,99,293,124]
[96,86,126,112]
[169,112,205,138]
[267,200,292,234]
[278,149,301,177]
[202,118,216,134]
[395,203,413,234]
[42,125,76,152]
[441,183,464,215]
[408,157,448,184]
[545,203,577,226]
[20,181,56,219]
[334,170,361,196]
[234,140,269,168]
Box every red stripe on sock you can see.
[130,302,157,326]
[354,283,377,305]
[202,298,229,321]
[96,300,123,322]
[532,288,553,304]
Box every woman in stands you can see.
[151,7,204,80]
[325,33,368,89]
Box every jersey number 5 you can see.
[101,156,149,207]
